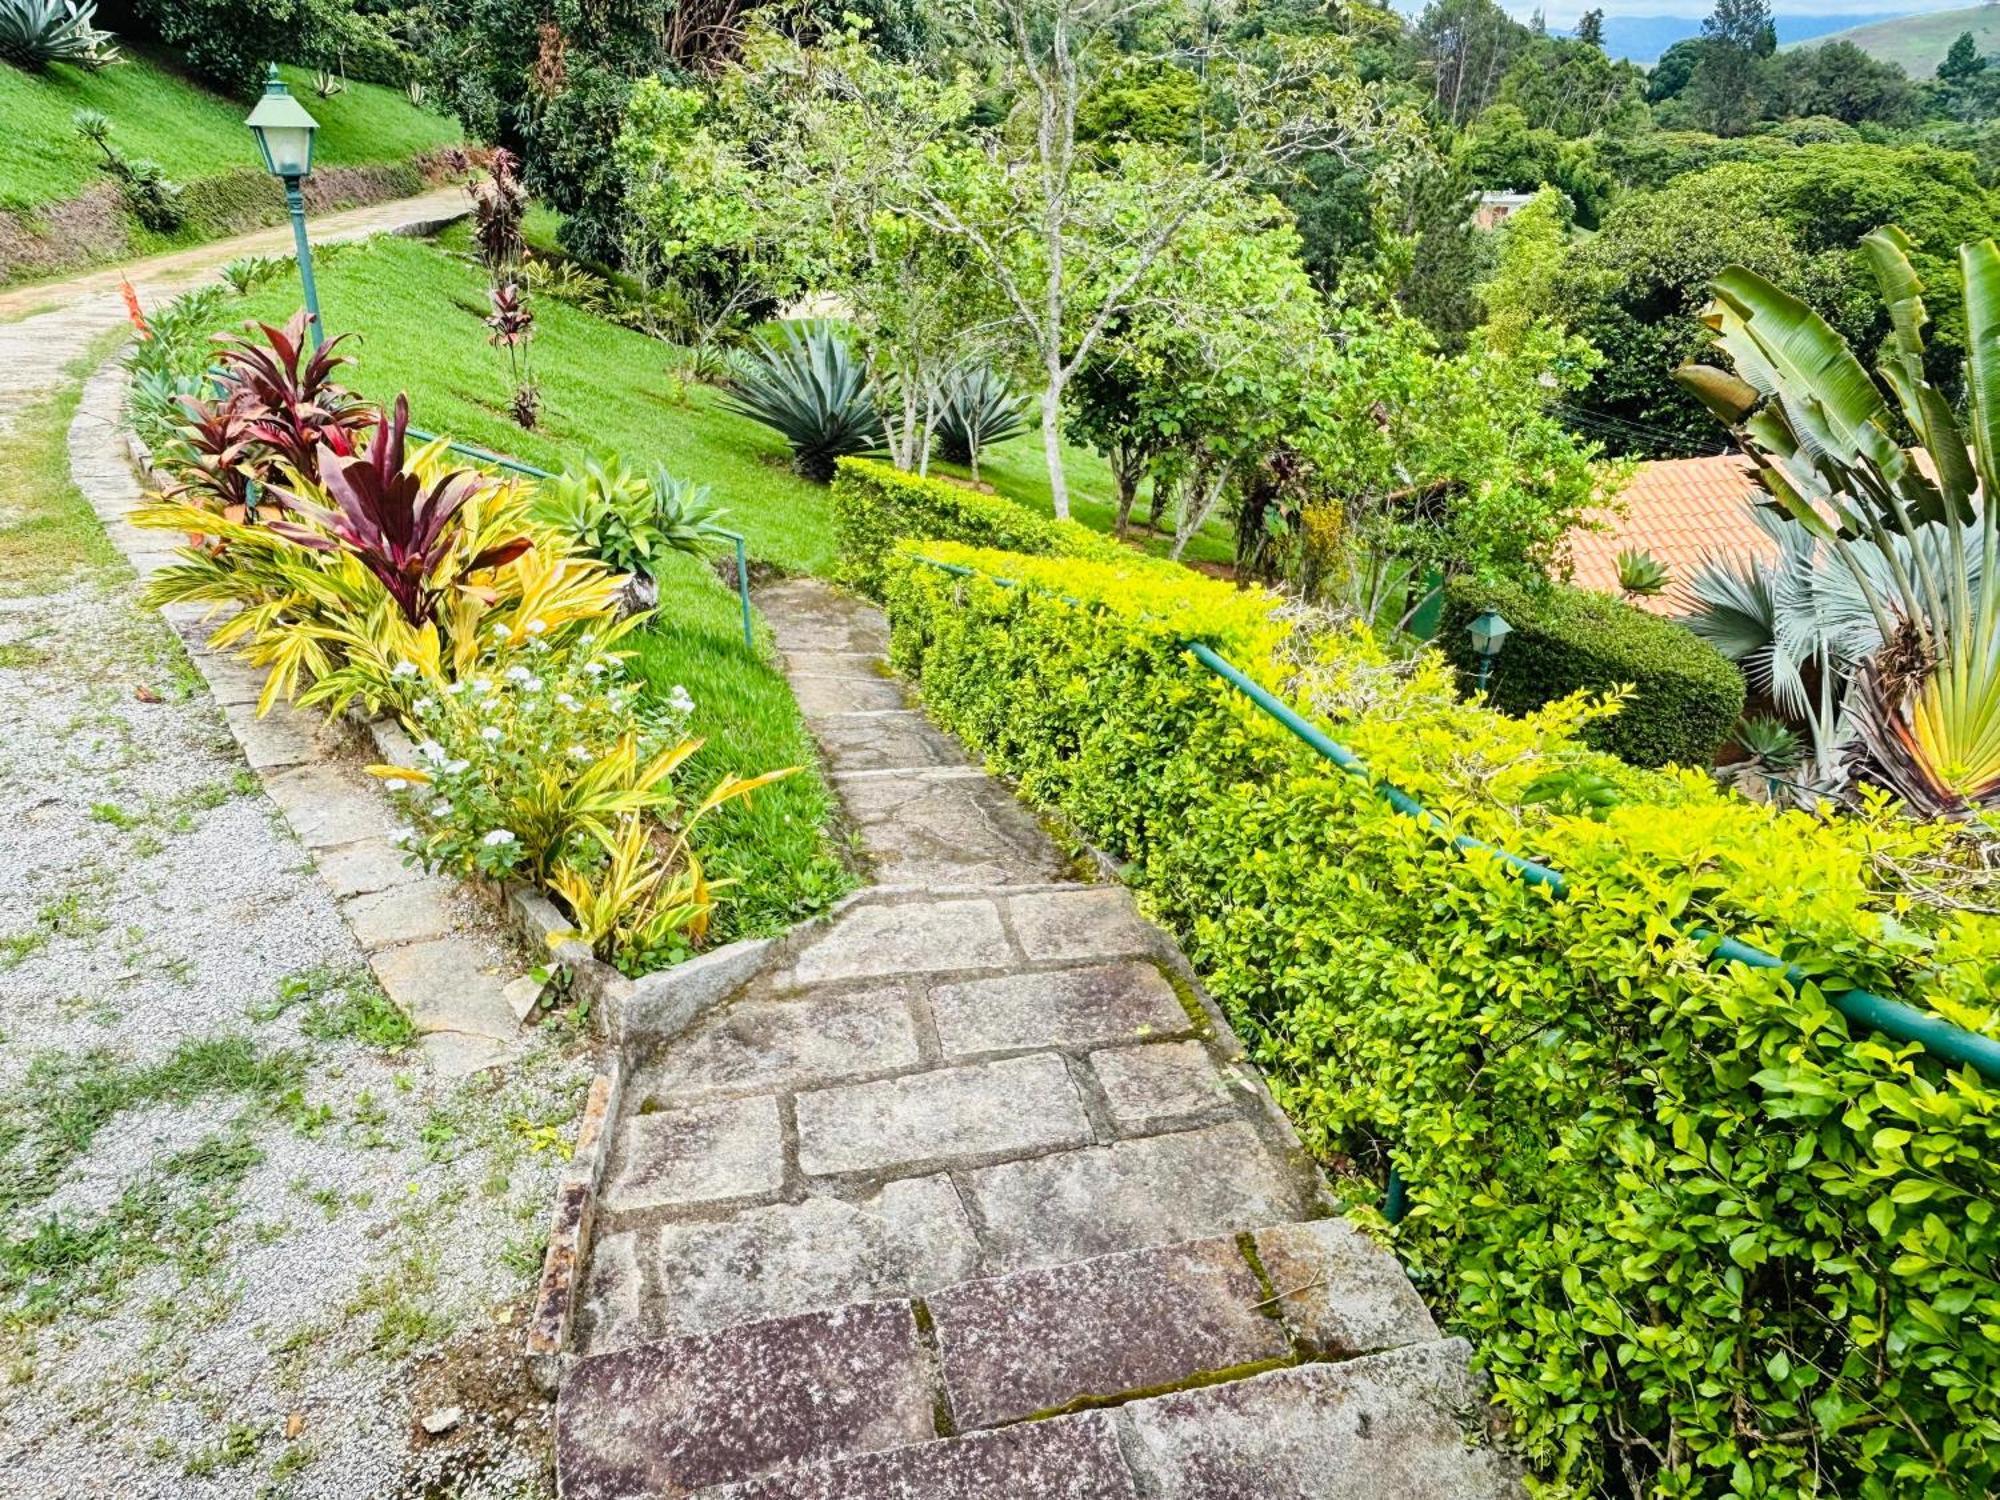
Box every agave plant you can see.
[268,395,530,625]
[1678,229,2000,814]
[725,322,885,483]
[0,0,117,69]
[1614,547,1669,599]
[935,364,1029,482]
[213,311,369,479]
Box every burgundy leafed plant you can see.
[269,394,531,625]
[466,148,527,277]
[486,282,539,429]
[163,392,259,517]
[214,310,370,481]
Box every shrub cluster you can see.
[881,536,2000,1499]
[829,455,1120,597]
[130,305,789,977]
[1440,573,1745,769]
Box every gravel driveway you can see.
[0,234,589,1499]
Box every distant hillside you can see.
[1786,4,2000,76]
[1593,12,1904,65]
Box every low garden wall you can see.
[879,535,2000,1498]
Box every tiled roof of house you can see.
[1567,455,1775,614]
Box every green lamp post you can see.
[1467,609,1511,693]
[244,64,324,347]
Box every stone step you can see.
[557,1219,1490,1500]
[693,1342,1519,1498]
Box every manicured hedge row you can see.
[882,538,2000,1500]
[1440,575,1745,769]
[828,456,1121,596]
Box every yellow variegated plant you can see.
[547,767,798,975]
[135,461,622,718]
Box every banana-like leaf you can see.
[1673,364,1760,426]
[1960,240,2000,509]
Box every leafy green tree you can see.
[1495,35,1647,138]
[1684,0,1775,135]
[1476,185,1572,352]
[1646,37,1704,103]
[1939,30,1987,85]
[1769,40,1914,126]
[1574,8,1603,48]
[1415,0,1529,126]
[1517,143,1997,455]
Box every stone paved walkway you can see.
[556,581,1522,1498]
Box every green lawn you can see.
[228,229,1233,569]
[0,49,460,214]
[214,228,1228,935]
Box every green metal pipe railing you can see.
[915,553,2000,1220]
[405,426,756,650]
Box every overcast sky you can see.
[1506,0,1949,23]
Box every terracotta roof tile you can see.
[1567,456,1773,615]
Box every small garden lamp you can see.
[244,64,324,347]
[1467,609,1511,692]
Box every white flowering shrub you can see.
[378,627,696,883]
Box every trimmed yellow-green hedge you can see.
[828,456,1121,597]
[882,537,2000,1500]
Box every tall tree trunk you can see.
[1113,467,1139,537]
[1172,462,1230,561]
[1040,382,1070,520]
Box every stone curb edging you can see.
[80,356,548,1075]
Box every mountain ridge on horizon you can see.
[1586,10,1908,64]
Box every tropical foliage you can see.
[1679,228,2000,812]
[127,307,794,974]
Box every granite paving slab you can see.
[928,962,1189,1057]
[1120,1339,1522,1499]
[557,1302,936,1500]
[928,1236,1288,1429]
[698,1413,1140,1499]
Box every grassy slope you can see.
[1785,5,2000,78]
[221,229,1229,934]
[230,229,1231,568]
[0,49,460,214]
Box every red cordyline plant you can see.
[163,392,259,518]
[268,394,531,625]
[486,282,539,429]
[214,310,371,480]
[467,148,527,277]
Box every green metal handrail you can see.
[914,552,2000,1216]
[405,426,755,650]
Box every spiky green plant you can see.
[0,0,117,69]
[1678,228,2000,814]
[1614,547,1669,598]
[1735,714,1804,772]
[934,365,1030,483]
[724,322,885,483]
